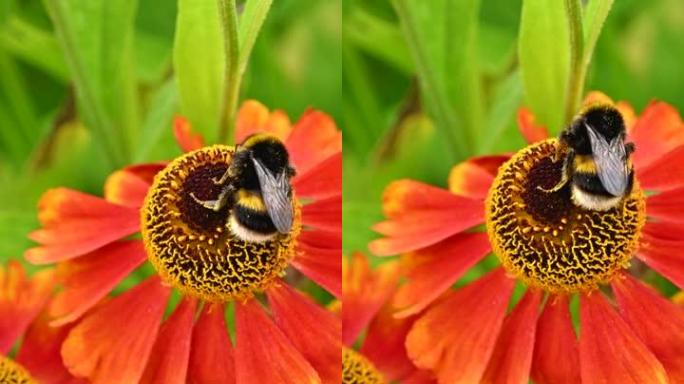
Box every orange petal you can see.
[292,152,341,200]
[636,145,684,191]
[637,232,684,289]
[235,100,292,143]
[25,188,140,264]
[235,299,320,384]
[0,262,54,354]
[579,292,668,384]
[360,303,419,382]
[104,163,165,208]
[647,187,684,223]
[187,303,235,384]
[582,91,615,107]
[342,253,399,344]
[481,290,542,384]
[448,155,510,199]
[517,108,550,144]
[173,115,204,152]
[402,369,437,384]
[286,109,342,175]
[268,283,341,384]
[406,268,515,384]
[16,310,85,384]
[292,230,341,297]
[393,232,491,318]
[50,240,147,325]
[530,295,580,384]
[369,180,484,256]
[302,194,340,232]
[629,102,684,170]
[140,297,197,384]
[613,273,684,383]
[62,277,170,384]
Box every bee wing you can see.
[251,157,294,234]
[585,123,629,196]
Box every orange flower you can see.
[370,93,684,383]
[0,261,85,383]
[342,253,435,384]
[25,100,342,384]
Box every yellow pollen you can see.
[485,139,645,294]
[141,145,301,302]
[0,356,35,384]
[343,348,385,384]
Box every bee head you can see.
[563,105,626,155]
[232,134,294,190]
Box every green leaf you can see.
[0,16,69,82]
[392,0,483,160]
[478,70,526,154]
[43,0,140,167]
[238,0,272,77]
[519,0,570,133]
[133,78,177,162]
[173,0,225,144]
[582,0,614,70]
[344,8,413,74]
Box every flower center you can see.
[485,139,645,294]
[0,356,34,383]
[342,348,385,384]
[141,145,301,302]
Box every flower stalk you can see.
[218,0,240,144]
[564,0,585,124]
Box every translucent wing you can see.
[252,157,294,233]
[585,123,628,196]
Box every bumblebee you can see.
[542,104,635,211]
[191,134,296,242]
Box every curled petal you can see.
[342,253,399,344]
[173,116,204,152]
[50,240,146,326]
[637,232,684,289]
[393,232,491,318]
[448,155,510,199]
[286,109,342,175]
[141,298,197,384]
[235,300,320,384]
[187,303,234,384]
[360,303,420,382]
[292,230,341,297]
[268,283,341,383]
[629,101,684,170]
[531,295,580,384]
[636,145,684,191]
[61,277,170,384]
[481,290,542,384]
[0,262,54,354]
[104,163,165,207]
[579,292,668,384]
[613,273,684,382]
[646,187,684,223]
[517,108,550,144]
[236,100,292,143]
[406,269,514,384]
[370,180,484,256]
[25,189,140,264]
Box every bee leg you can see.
[538,151,573,193]
[625,142,636,156]
[190,186,233,212]
[211,168,231,185]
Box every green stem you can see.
[564,0,584,124]
[218,0,240,144]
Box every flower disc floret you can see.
[141,145,301,302]
[485,139,645,293]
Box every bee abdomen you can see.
[572,173,614,196]
[233,204,277,234]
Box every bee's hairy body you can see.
[192,134,295,243]
[546,104,635,211]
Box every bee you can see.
[191,134,296,242]
[541,104,635,211]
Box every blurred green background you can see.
[343,0,684,299]
[0,0,341,267]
